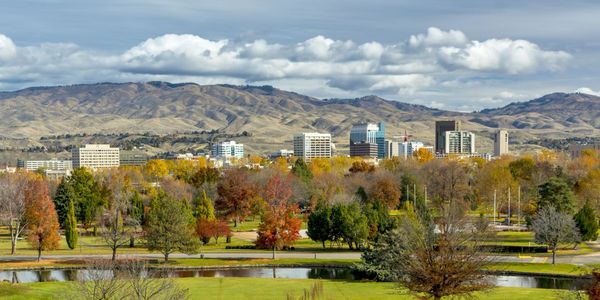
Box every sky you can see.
[0,0,599,111]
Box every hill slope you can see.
[0,82,598,154]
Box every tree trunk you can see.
[112,247,117,261]
[322,240,326,248]
[11,238,16,255]
[164,253,169,262]
[234,218,238,228]
[129,237,135,248]
[37,247,42,262]
[552,247,556,265]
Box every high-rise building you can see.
[444,131,475,154]
[494,130,509,157]
[72,144,120,169]
[293,133,332,161]
[211,141,244,159]
[17,159,73,171]
[435,120,461,154]
[349,142,378,159]
[398,141,425,159]
[350,122,385,158]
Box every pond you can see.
[0,267,591,290]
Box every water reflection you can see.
[0,268,591,290]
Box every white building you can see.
[270,149,294,159]
[398,141,425,159]
[293,133,332,161]
[444,131,475,154]
[494,130,509,157]
[72,144,120,169]
[17,159,73,171]
[212,141,244,159]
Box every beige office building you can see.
[72,144,120,169]
[444,131,475,154]
[494,130,509,157]
[293,133,332,161]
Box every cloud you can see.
[438,39,571,74]
[575,87,600,96]
[0,28,574,108]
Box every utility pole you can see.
[424,185,427,204]
[413,184,416,207]
[508,187,511,226]
[493,189,497,225]
[518,185,521,229]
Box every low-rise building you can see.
[119,150,149,166]
[17,159,72,171]
[72,144,120,169]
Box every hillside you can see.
[0,82,598,156]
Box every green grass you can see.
[487,262,593,276]
[0,278,569,300]
[163,257,359,267]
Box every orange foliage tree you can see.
[25,178,60,261]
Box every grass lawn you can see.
[162,257,359,267]
[0,278,569,300]
[487,262,593,276]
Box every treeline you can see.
[1,150,599,261]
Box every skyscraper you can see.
[349,122,385,158]
[435,120,461,154]
[444,131,475,154]
[494,130,509,157]
[293,133,332,161]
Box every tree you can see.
[53,177,74,227]
[70,168,106,230]
[307,203,332,248]
[216,168,256,227]
[331,202,369,249]
[423,159,470,205]
[25,178,60,261]
[413,147,434,163]
[65,198,78,250]
[255,203,302,250]
[574,201,599,241]
[145,191,199,261]
[291,158,313,184]
[538,177,576,213]
[532,205,581,264]
[369,176,401,209]
[349,161,375,173]
[195,190,215,220]
[145,159,169,181]
[0,172,29,255]
[360,201,493,299]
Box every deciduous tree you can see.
[532,205,581,264]
[25,178,60,261]
[0,172,29,255]
[216,168,256,227]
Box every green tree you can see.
[307,202,332,248]
[195,190,215,220]
[70,168,106,229]
[291,158,313,184]
[537,177,575,213]
[64,199,78,250]
[574,201,599,241]
[331,202,369,249]
[53,177,74,227]
[128,190,145,225]
[145,191,199,261]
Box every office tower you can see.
[494,130,509,157]
[398,141,425,159]
[72,144,120,169]
[349,142,378,159]
[444,131,475,154]
[211,141,245,159]
[350,122,385,159]
[293,133,332,161]
[435,120,461,154]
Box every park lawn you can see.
[0,278,566,300]
[163,257,359,267]
[487,262,593,276]
[229,217,308,232]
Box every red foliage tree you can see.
[264,171,293,205]
[256,203,302,250]
[25,178,60,261]
[216,168,257,227]
[196,218,231,245]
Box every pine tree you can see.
[196,190,215,221]
[53,177,74,228]
[575,201,599,241]
[291,158,313,184]
[65,199,78,249]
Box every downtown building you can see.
[494,130,509,157]
[444,131,475,154]
[435,120,461,154]
[349,122,385,159]
[293,132,332,161]
[17,159,73,171]
[211,141,245,159]
[72,144,120,169]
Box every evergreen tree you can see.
[291,158,313,184]
[537,177,575,213]
[128,190,145,225]
[575,201,599,241]
[65,199,78,249]
[307,202,332,248]
[196,190,215,221]
[70,168,106,229]
[53,177,74,228]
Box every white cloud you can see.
[0,28,574,109]
[438,39,571,74]
[575,87,600,96]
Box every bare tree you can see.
[75,259,188,300]
[0,173,29,255]
[532,205,581,264]
[361,200,493,300]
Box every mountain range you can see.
[0,81,598,155]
